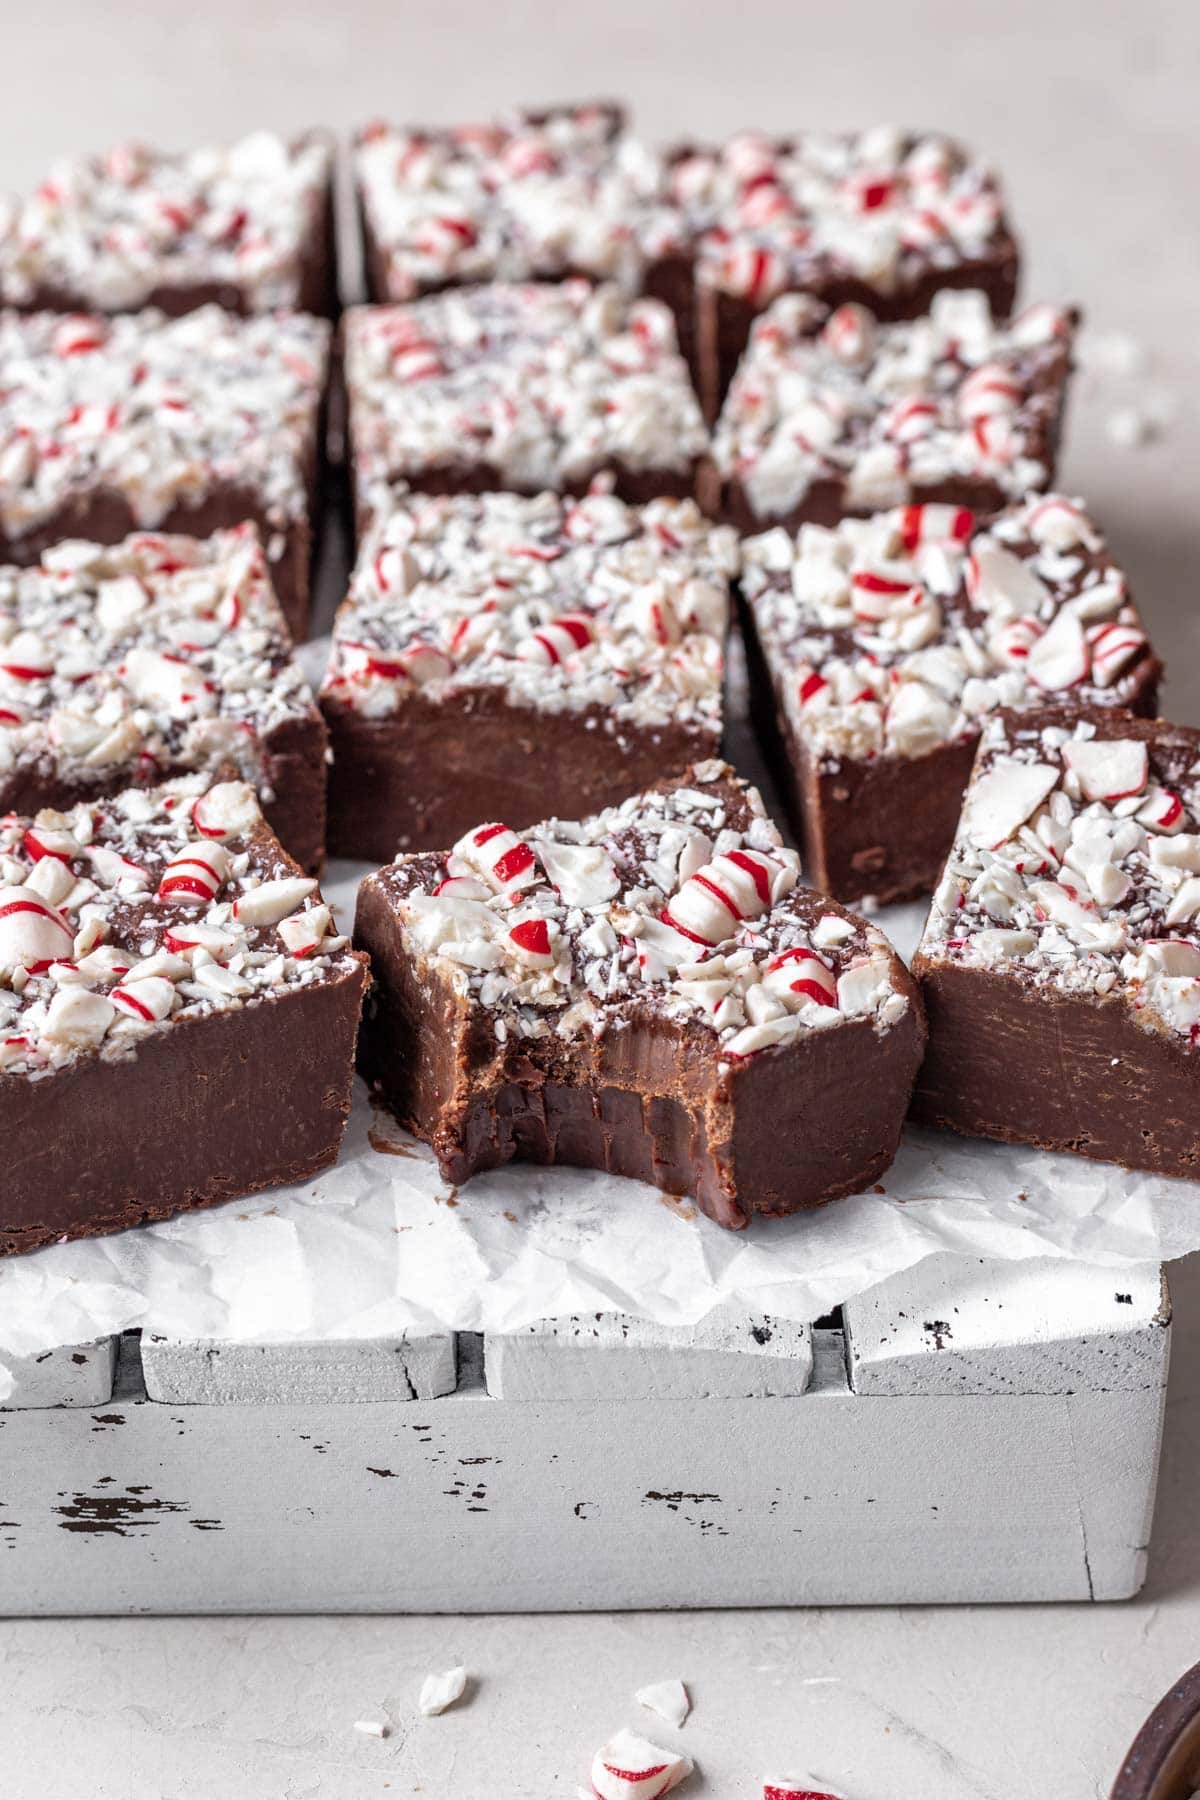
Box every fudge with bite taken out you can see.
[320,486,735,861]
[0,524,327,871]
[0,771,367,1255]
[355,761,925,1229]
[913,706,1200,1179]
[0,131,337,319]
[342,281,709,534]
[672,126,1020,415]
[704,289,1077,535]
[739,494,1160,904]
[0,304,330,640]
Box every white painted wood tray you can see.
[0,1254,1169,1613]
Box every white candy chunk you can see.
[1023,496,1097,552]
[1165,878,1200,925]
[1084,862,1131,909]
[836,952,896,1017]
[233,877,317,927]
[1026,609,1089,692]
[418,1665,468,1717]
[193,780,262,842]
[1062,738,1148,803]
[1149,835,1200,874]
[635,1680,691,1730]
[110,975,176,1023]
[590,1727,693,1800]
[971,927,1038,963]
[533,838,620,907]
[1136,941,1200,979]
[0,884,74,974]
[352,1718,389,1738]
[95,575,149,630]
[963,761,1060,849]
[968,540,1050,619]
[122,647,214,717]
[42,986,114,1050]
[278,905,332,957]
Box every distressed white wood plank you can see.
[484,1306,813,1401]
[0,1338,118,1411]
[0,1326,1164,1611]
[845,1257,1170,1396]
[140,1333,458,1406]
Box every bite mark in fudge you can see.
[671,126,1020,413]
[0,773,367,1255]
[912,706,1200,1180]
[355,103,675,297]
[0,132,337,318]
[355,761,925,1229]
[321,487,735,860]
[739,494,1161,905]
[705,290,1076,533]
[343,281,709,530]
[0,525,327,870]
[0,305,330,639]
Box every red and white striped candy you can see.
[851,570,922,626]
[959,361,1021,421]
[821,303,876,365]
[762,945,838,1009]
[990,614,1044,664]
[346,639,452,686]
[1026,610,1089,691]
[163,922,241,958]
[763,1782,845,1800]
[156,842,229,906]
[232,877,316,927]
[110,976,175,1024]
[507,916,555,968]
[590,1728,692,1800]
[516,614,594,666]
[796,665,833,713]
[431,874,491,901]
[278,905,332,958]
[0,630,53,682]
[24,825,78,866]
[661,848,781,947]
[629,586,681,648]
[970,413,1018,464]
[1087,619,1147,687]
[454,822,542,895]
[192,781,260,843]
[1024,495,1094,552]
[1062,737,1148,804]
[881,395,937,443]
[846,170,896,212]
[720,241,785,302]
[1137,786,1187,834]
[0,886,73,974]
[898,503,973,554]
[53,315,107,357]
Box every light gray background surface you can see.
[2,3,1199,1795]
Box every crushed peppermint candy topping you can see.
[712,289,1075,521]
[675,126,1013,303]
[0,773,353,1076]
[369,762,911,1059]
[762,1783,845,1800]
[344,281,709,510]
[918,709,1200,1043]
[590,1728,693,1800]
[355,105,675,299]
[740,493,1157,768]
[321,488,735,736]
[0,527,317,792]
[0,304,329,544]
[0,133,332,315]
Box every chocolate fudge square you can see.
[0,131,337,319]
[0,304,330,640]
[321,487,735,861]
[913,706,1200,1181]
[0,525,327,870]
[671,126,1019,415]
[0,772,367,1255]
[343,281,709,532]
[355,760,925,1230]
[739,495,1161,905]
[705,289,1077,535]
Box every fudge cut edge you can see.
[1,958,367,1255]
[911,704,1200,1176]
[354,826,926,1232]
[324,685,718,863]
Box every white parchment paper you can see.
[3,634,1199,1381]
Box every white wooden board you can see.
[0,1260,1170,1613]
